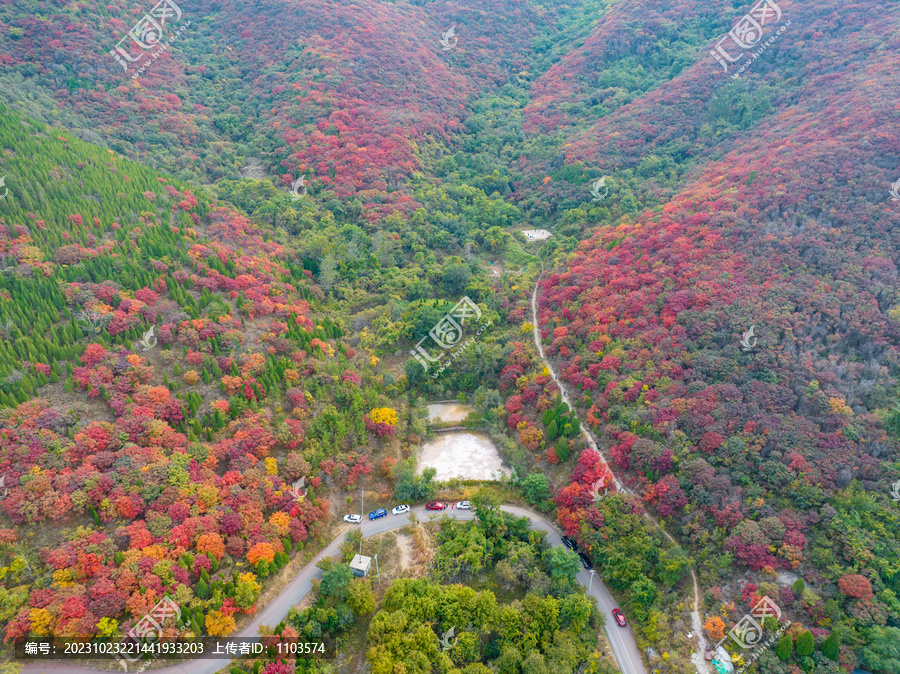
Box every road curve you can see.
[531,267,708,673]
[23,505,645,674]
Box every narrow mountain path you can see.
[530,266,710,674]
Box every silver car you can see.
[343,514,362,524]
[391,504,410,515]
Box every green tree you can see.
[546,420,558,441]
[558,593,593,632]
[404,358,426,387]
[554,438,569,462]
[792,578,805,596]
[542,547,581,584]
[657,547,691,587]
[796,630,814,658]
[347,578,376,615]
[521,651,549,674]
[320,563,354,602]
[860,627,900,673]
[776,634,793,661]
[821,633,839,661]
[630,575,658,609]
[233,573,261,610]
[443,263,472,295]
[521,473,550,505]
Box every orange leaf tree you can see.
[704,616,726,641]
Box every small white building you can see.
[350,554,371,577]
[521,229,552,241]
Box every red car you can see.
[612,609,627,627]
[425,501,445,510]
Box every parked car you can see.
[425,501,445,510]
[368,508,387,520]
[612,609,627,628]
[343,514,362,524]
[561,536,577,551]
[456,501,471,510]
[578,553,592,569]
[391,504,410,516]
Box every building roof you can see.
[350,554,371,569]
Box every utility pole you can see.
[374,553,380,584]
[588,569,595,594]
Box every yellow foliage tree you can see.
[370,407,398,426]
[264,457,278,476]
[96,617,119,637]
[205,610,236,637]
[30,608,54,636]
[827,396,853,416]
[268,512,291,536]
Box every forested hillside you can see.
[0,0,898,672]
[533,0,900,672]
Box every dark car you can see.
[578,553,592,569]
[561,536,578,551]
[368,508,387,520]
[425,501,445,510]
[612,609,627,628]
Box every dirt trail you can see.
[691,570,711,672]
[530,270,625,493]
[530,266,710,674]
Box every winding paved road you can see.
[23,505,645,674]
[24,268,677,674]
[530,266,708,673]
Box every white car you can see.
[392,504,410,516]
[456,501,472,510]
[343,514,362,524]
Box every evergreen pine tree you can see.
[821,633,839,660]
[796,631,814,657]
[776,634,793,661]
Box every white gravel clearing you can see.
[417,431,511,481]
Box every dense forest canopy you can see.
[0,0,897,673]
